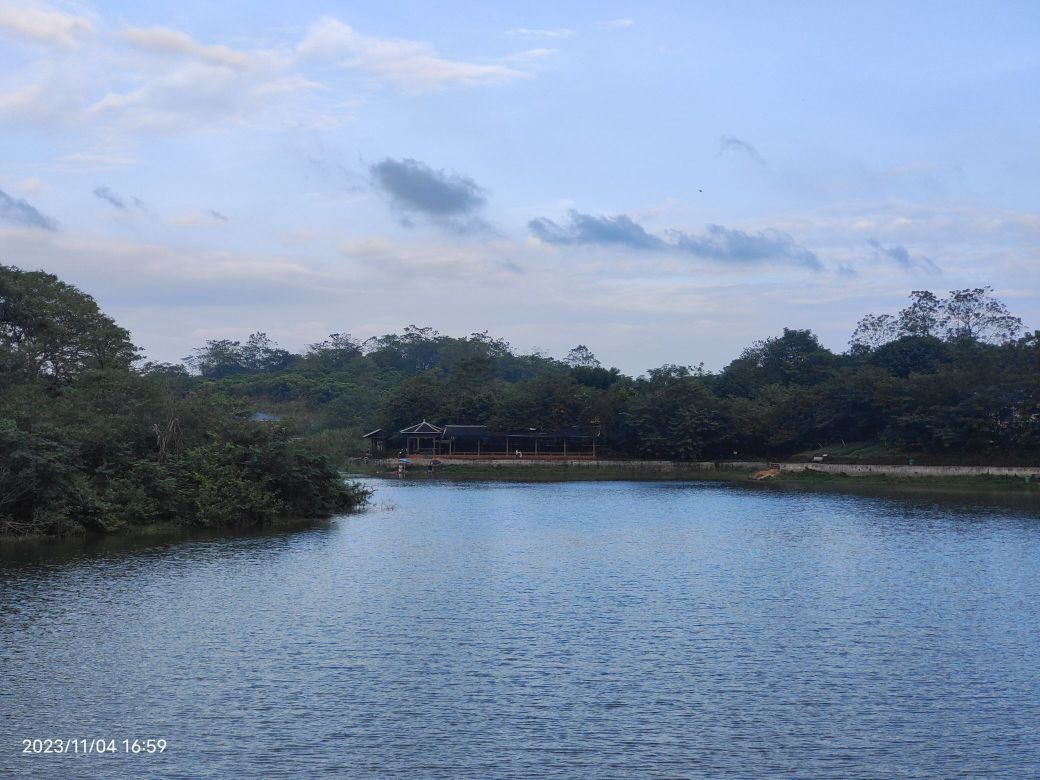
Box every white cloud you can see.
[0,227,328,300]
[15,176,47,194]
[251,75,322,97]
[338,236,521,281]
[121,26,252,70]
[53,152,138,171]
[0,81,73,122]
[297,18,528,93]
[598,19,635,29]
[507,27,573,39]
[84,88,147,116]
[0,16,531,135]
[502,48,557,65]
[170,211,230,228]
[0,3,93,48]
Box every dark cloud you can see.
[208,209,229,222]
[529,211,665,250]
[94,187,156,219]
[371,158,486,217]
[528,209,820,271]
[674,224,821,270]
[0,189,57,230]
[718,135,765,164]
[866,238,940,274]
[369,158,494,234]
[94,186,127,210]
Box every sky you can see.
[1,0,1038,374]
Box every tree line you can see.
[180,286,1038,464]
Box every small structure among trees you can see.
[399,420,444,454]
[392,421,596,457]
[361,428,385,455]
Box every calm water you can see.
[2,479,1040,779]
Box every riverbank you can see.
[350,458,748,482]
[349,457,1040,499]
[0,478,372,543]
[0,513,348,547]
[354,456,1040,478]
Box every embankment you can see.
[352,458,1040,492]
[359,457,1040,478]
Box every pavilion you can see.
[393,421,597,457]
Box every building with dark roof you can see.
[361,428,385,455]
[397,421,596,457]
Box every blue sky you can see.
[1,0,1038,372]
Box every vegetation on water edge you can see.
[0,265,369,537]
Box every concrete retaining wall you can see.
[364,457,1040,479]
[369,458,770,471]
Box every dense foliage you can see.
[0,265,368,537]
[181,286,1038,465]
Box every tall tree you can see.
[897,290,943,338]
[0,265,137,384]
[941,287,1022,343]
[565,345,601,369]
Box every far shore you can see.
[351,455,1040,479]
[347,457,1040,499]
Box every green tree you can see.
[565,345,601,368]
[0,265,137,384]
[941,287,1022,343]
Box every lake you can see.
[3,478,1040,778]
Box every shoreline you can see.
[352,456,1040,480]
[0,513,347,547]
[348,458,1040,500]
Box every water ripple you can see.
[2,480,1040,778]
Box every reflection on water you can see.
[3,479,1040,778]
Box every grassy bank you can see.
[794,441,1040,468]
[774,468,1040,495]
